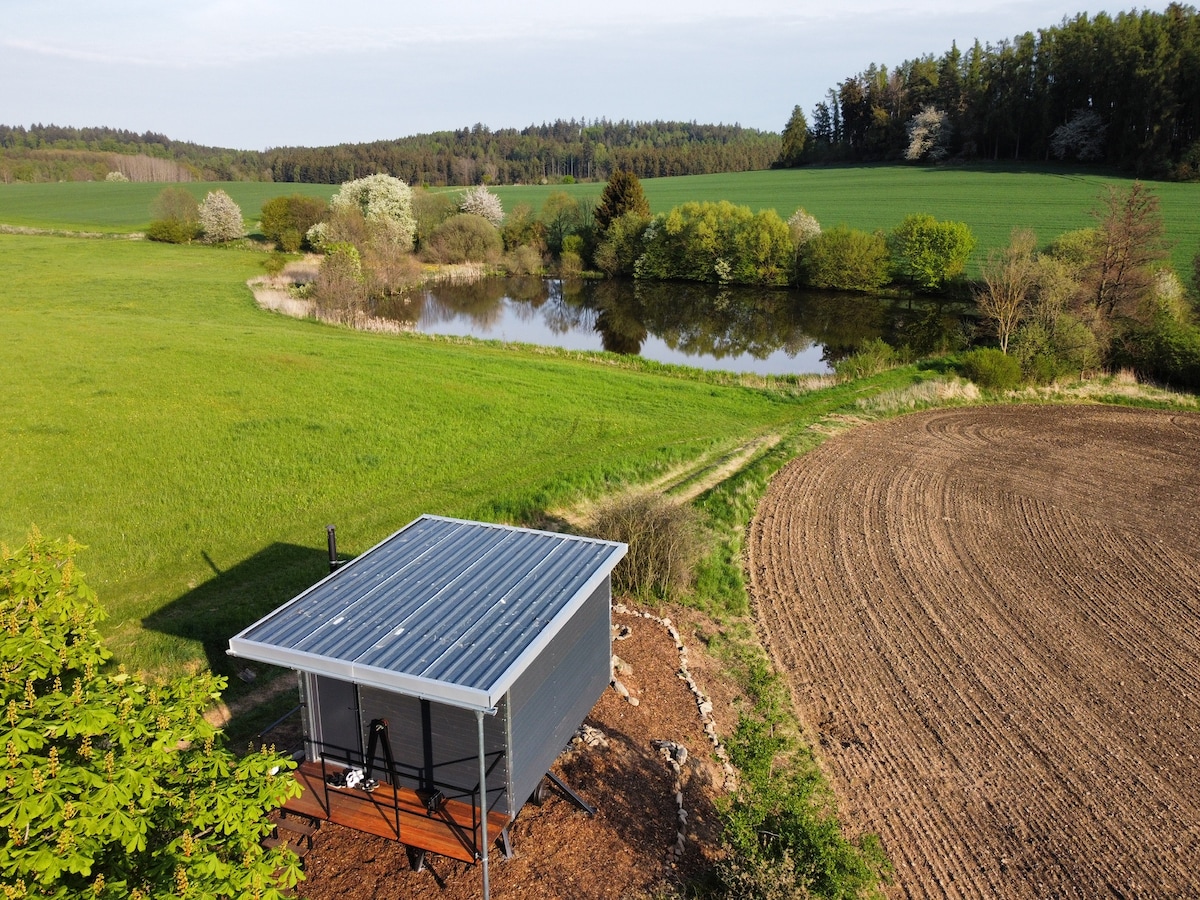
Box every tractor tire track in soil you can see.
[747,405,1200,899]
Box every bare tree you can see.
[1082,182,1169,320]
[976,228,1038,352]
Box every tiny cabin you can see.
[227,515,626,892]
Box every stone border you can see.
[613,604,738,863]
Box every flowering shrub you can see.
[786,208,821,247]
[459,185,504,227]
[329,174,416,250]
[198,189,244,243]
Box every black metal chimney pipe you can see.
[326,524,343,573]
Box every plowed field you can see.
[748,406,1200,899]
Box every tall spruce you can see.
[777,105,810,167]
[594,169,650,235]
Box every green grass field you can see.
[0,181,335,232]
[2,165,1196,270]
[498,164,1200,274]
[3,234,913,682]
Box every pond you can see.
[372,277,971,376]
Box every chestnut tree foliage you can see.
[0,533,302,900]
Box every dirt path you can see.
[747,405,1200,899]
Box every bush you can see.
[1118,315,1200,390]
[888,214,975,291]
[959,347,1024,390]
[503,245,544,275]
[589,491,703,600]
[635,201,794,286]
[260,194,329,252]
[0,533,302,899]
[832,338,899,380]
[558,250,584,278]
[501,203,547,253]
[312,242,366,315]
[803,226,891,292]
[329,173,416,251]
[146,186,199,243]
[595,210,651,277]
[423,213,502,264]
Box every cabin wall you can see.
[506,578,612,812]
[304,673,362,765]
[357,687,508,814]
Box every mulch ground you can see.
[748,405,1200,899]
[290,607,727,899]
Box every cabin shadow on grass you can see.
[142,542,333,698]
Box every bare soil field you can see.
[748,405,1200,899]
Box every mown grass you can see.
[0,233,820,684]
[3,166,1197,271]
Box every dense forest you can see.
[793,3,1200,178]
[0,120,780,185]
[265,120,780,185]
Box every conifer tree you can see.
[594,169,650,235]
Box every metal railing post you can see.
[477,710,490,900]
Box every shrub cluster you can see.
[588,491,702,600]
[423,213,502,264]
[959,347,1023,391]
[260,194,328,252]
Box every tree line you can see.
[264,119,779,185]
[784,3,1200,178]
[0,120,779,185]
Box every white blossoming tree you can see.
[458,185,504,227]
[1050,109,1107,162]
[786,208,821,247]
[329,174,416,251]
[905,106,952,162]
[198,189,245,243]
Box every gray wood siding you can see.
[506,580,612,811]
[357,686,509,813]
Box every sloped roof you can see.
[228,515,627,712]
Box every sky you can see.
[3,0,1133,151]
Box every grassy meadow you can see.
[2,165,1196,685]
[498,164,1200,274]
[2,232,910,684]
[2,165,1198,271]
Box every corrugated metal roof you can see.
[228,515,627,712]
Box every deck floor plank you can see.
[285,761,509,864]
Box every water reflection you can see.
[373,277,968,375]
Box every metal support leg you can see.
[546,771,596,816]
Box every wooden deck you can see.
[284,761,510,864]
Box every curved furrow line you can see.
[746,407,1200,899]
